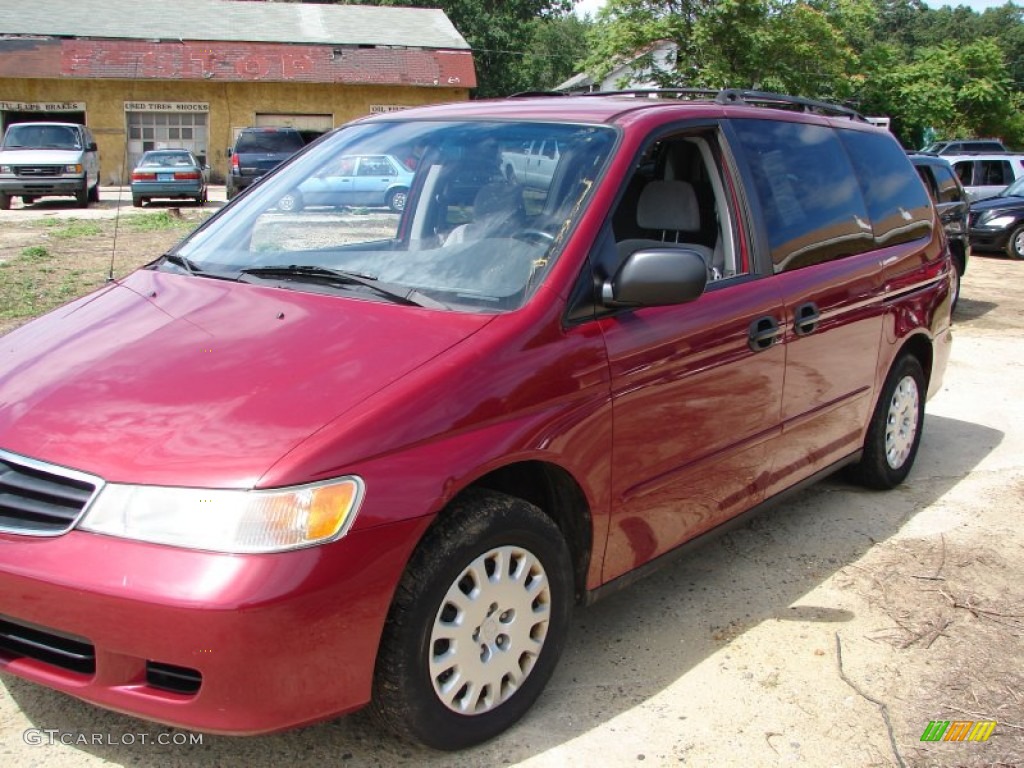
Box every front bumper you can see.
[969,226,1011,252]
[0,518,427,734]
[0,177,84,197]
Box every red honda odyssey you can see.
[0,90,953,750]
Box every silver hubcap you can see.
[392,192,406,211]
[429,545,551,715]
[1015,231,1024,258]
[885,375,919,469]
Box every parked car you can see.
[968,175,1024,259]
[0,121,100,209]
[920,138,1008,155]
[500,139,561,188]
[226,126,305,199]
[277,153,413,212]
[130,149,208,207]
[0,90,953,751]
[911,154,970,308]
[943,153,1024,202]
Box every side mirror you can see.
[87,142,98,152]
[226,148,233,157]
[602,248,708,308]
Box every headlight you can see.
[78,477,364,553]
[980,214,1016,229]
[65,164,83,174]
[0,164,11,174]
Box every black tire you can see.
[74,179,89,208]
[505,165,517,184]
[1006,225,1024,260]
[386,188,408,212]
[849,355,926,490]
[372,489,573,750]
[0,193,11,211]
[277,190,304,212]
[88,182,100,203]
[22,196,36,206]
[950,257,962,312]
[132,196,143,208]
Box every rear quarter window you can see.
[838,129,933,247]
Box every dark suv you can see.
[226,126,305,199]
[911,154,970,308]
[921,138,1008,155]
[0,90,953,750]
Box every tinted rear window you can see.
[731,119,873,272]
[838,129,932,247]
[234,131,305,153]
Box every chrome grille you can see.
[14,165,62,178]
[0,449,102,536]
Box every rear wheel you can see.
[849,355,926,490]
[277,191,304,212]
[0,193,9,211]
[22,196,36,206]
[132,196,143,208]
[1006,225,1024,259]
[372,489,573,750]
[386,188,408,212]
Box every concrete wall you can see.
[0,77,468,183]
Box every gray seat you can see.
[615,180,715,270]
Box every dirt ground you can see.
[0,205,1021,766]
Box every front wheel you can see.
[88,182,100,203]
[1006,225,1024,259]
[75,180,89,208]
[849,355,926,490]
[0,192,11,211]
[372,489,573,750]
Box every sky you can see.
[573,0,1018,18]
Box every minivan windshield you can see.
[3,124,81,150]
[170,120,615,312]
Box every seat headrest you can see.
[473,182,523,217]
[637,180,700,231]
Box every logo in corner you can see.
[920,720,997,742]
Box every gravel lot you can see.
[0,227,1021,767]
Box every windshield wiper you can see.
[155,253,235,281]
[238,265,448,309]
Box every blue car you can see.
[277,154,413,212]
[130,149,208,207]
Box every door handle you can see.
[748,316,782,352]
[793,302,820,336]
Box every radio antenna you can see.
[108,52,143,283]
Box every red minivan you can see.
[0,91,953,750]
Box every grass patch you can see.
[20,245,49,259]
[42,219,104,240]
[124,211,200,232]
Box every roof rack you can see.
[568,87,866,122]
[506,90,568,98]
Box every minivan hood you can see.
[0,148,84,164]
[0,270,491,487]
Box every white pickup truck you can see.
[0,122,101,209]
[500,139,561,188]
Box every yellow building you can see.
[0,0,475,183]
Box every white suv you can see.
[943,152,1024,202]
[0,122,101,209]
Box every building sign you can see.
[369,105,408,114]
[0,101,84,112]
[124,102,209,113]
